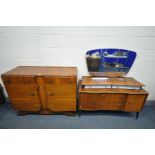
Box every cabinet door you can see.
[79,93,98,110]
[47,99,76,111]
[124,94,147,112]
[10,98,41,112]
[2,76,41,112]
[44,77,76,112]
[45,84,76,100]
[5,84,39,99]
[44,76,76,85]
[2,76,36,84]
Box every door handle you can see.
[47,92,54,96]
[7,79,11,84]
[48,80,53,84]
[30,92,37,96]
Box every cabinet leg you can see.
[17,111,28,116]
[64,112,76,116]
[78,110,81,117]
[136,112,139,119]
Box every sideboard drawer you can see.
[10,98,41,111]
[47,99,76,111]
[79,93,125,110]
[5,84,39,99]
[44,77,57,84]
[58,77,76,84]
[45,84,76,99]
[44,77,76,85]
[2,76,36,84]
[96,94,125,110]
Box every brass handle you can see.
[100,95,104,98]
[47,92,54,96]
[30,92,36,96]
[26,80,32,84]
[118,103,121,107]
[48,80,53,84]
[68,80,73,84]
[7,79,11,84]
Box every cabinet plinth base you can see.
[17,110,76,116]
[17,111,28,116]
[78,110,141,119]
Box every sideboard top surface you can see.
[79,80,148,94]
[2,66,77,77]
[82,76,145,87]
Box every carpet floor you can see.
[0,102,155,129]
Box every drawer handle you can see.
[47,92,54,96]
[30,92,36,96]
[48,80,53,84]
[69,80,73,84]
[26,80,32,84]
[7,79,11,84]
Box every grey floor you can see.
[0,102,155,129]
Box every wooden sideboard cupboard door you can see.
[124,94,147,112]
[79,93,97,110]
[1,76,41,112]
[45,77,77,112]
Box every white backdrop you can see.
[0,26,155,100]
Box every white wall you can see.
[0,26,155,100]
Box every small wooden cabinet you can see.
[78,77,148,118]
[1,66,77,115]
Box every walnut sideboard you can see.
[1,66,77,115]
[78,76,149,119]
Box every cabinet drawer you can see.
[96,94,125,110]
[124,94,147,112]
[44,77,76,84]
[58,77,76,84]
[2,76,36,84]
[10,98,41,111]
[47,99,76,111]
[5,84,39,98]
[45,84,76,100]
[79,93,125,110]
